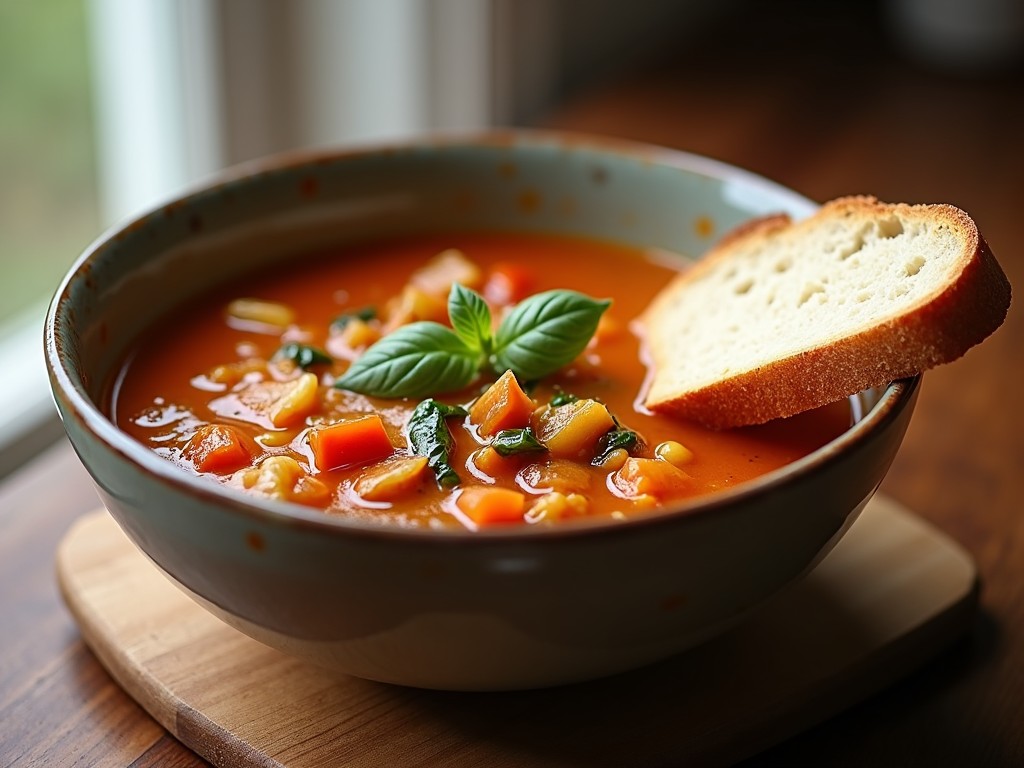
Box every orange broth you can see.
[109,233,852,529]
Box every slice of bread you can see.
[641,196,1011,428]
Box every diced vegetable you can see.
[470,370,536,437]
[237,455,330,506]
[410,249,483,296]
[268,372,320,428]
[531,399,615,459]
[353,455,429,502]
[228,374,319,428]
[471,445,523,478]
[407,399,468,488]
[338,318,381,349]
[331,306,376,330]
[273,343,332,369]
[255,429,296,448]
[484,262,535,305]
[308,414,394,471]
[181,424,254,474]
[385,284,448,329]
[226,298,295,329]
[655,440,695,467]
[208,358,265,387]
[611,458,693,500]
[525,491,589,523]
[491,427,546,457]
[517,459,592,495]
[595,447,629,471]
[456,486,526,526]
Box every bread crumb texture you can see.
[642,196,1011,428]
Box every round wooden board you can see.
[57,495,977,767]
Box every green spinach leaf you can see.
[491,427,546,457]
[593,429,640,466]
[407,398,468,488]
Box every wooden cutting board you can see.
[57,495,977,767]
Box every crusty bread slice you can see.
[641,196,1011,428]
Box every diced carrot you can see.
[182,424,255,474]
[484,262,536,305]
[469,370,536,437]
[456,486,526,526]
[308,414,394,471]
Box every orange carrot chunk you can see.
[309,414,394,471]
[182,424,255,474]
[456,486,526,526]
[469,370,536,437]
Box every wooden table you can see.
[3,9,1022,767]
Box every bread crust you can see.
[642,196,1012,429]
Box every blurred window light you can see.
[0,0,100,328]
[0,0,497,477]
[0,0,100,476]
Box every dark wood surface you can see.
[2,5,1022,765]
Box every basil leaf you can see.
[334,322,479,398]
[407,398,468,488]
[491,427,546,457]
[274,343,332,369]
[492,291,611,381]
[331,306,376,330]
[593,429,640,466]
[448,284,492,353]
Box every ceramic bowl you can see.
[45,132,918,691]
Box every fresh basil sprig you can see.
[449,283,493,355]
[492,290,610,381]
[335,283,609,398]
[335,322,479,399]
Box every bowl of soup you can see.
[46,132,918,690]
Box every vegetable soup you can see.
[108,233,851,529]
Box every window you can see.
[0,1,100,476]
[0,1,99,326]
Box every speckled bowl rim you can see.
[45,129,919,543]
